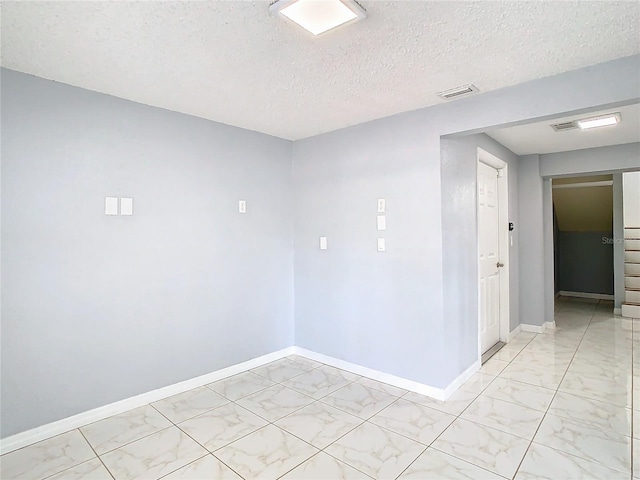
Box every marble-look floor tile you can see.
[499,362,567,389]
[151,387,229,424]
[548,391,631,437]
[512,349,573,368]
[355,377,407,396]
[431,418,530,479]
[250,358,312,383]
[283,369,351,399]
[560,370,631,408]
[460,395,545,440]
[459,373,495,394]
[214,425,318,480]
[177,403,268,452]
[325,422,425,480]
[634,410,640,439]
[315,365,362,382]
[100,426,207,480]
[568,358,632,380]
[162,454,241,479]
[369,398,455,446]
[490,345,526,362]
[275,401,363,449]
[280,452,372,479]
[45,458,113,480]
[0,430,95,480]
[533,414,631,474]
[515,443,628,480]
[398,448,503,480]
[286,355,324,369]
[404,388,479,417]
[482,377,555,412]
[80,405,172,455]
[320,383,397,419]
[236,384,314,422]
[479,359,509,376]
[207,371,275,401]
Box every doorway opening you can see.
[477,148,510,363]
[552,175,614,304]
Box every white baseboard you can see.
[558,291,614,300]
[521,321,556,334]
[292,347,449,401]
[507,325,522,341]
[0,347,294,455]
[441,360,481,400]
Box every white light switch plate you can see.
[377,238,386,252]
[377,198,386,213]
[105,197,118,215]
[239,200,246,213]
[120,197,133,216]
[320,236,327,250]
[377,215,386,231]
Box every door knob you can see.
[497,262,504,268]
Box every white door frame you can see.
[477,148,510,360]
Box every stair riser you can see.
[626,227,640,238]
[626,264,640,275]
[622,303,640,319]
[626,239,640,250]
[626,277,640,289]
[625,251,640,263]
[626,290,640,304]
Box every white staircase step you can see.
[625,251,640,263]
[627,290,640,304]
[622,303,640,319]
[625,227,640,239]
[626,263,640,275]
[626,276,640,289]
[626,239,640,250]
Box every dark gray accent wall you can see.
[557,232,614,294]
[1,69,294,437]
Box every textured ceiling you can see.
[1,1,639,140]
[488,103,640,155]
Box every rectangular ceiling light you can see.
[576,113,621,130]
[270,0,367,36]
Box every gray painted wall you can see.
[540,143,640,177]
[440,134,520,373]
[2,55,639,435]
[557,232,614,295]
[517,155,547,327]
[295,56,640,386]
[614,174,625,308]
[1,69,294,437]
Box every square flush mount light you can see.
[576,112,621,130]
[270,0,367,36]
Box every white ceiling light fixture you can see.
[270,0,367,36]
[576,112,621,130]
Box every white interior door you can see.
[478,161,501,353]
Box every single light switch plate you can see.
[120,197,133,216]
[320,236,328,250]
[377,215,386,231]
[377,198,386,213]
[239,200,247,213]
[105,197,118,215]
[377,238,386,252]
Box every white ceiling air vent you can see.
[551,121,578,132]
[436,84,479,100]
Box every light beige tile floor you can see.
[1,297,637,479]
